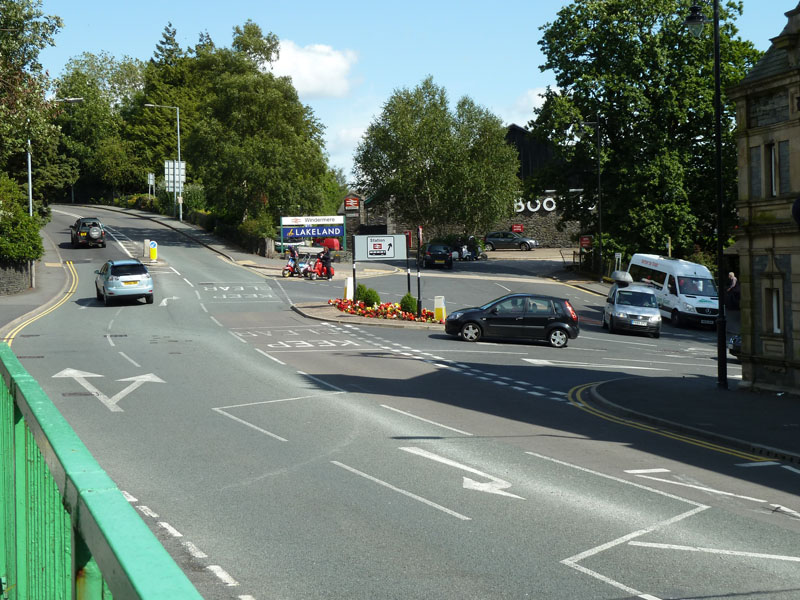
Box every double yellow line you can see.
[568,382,770,462]
[4,261,78,347]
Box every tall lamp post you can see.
[144,103,183,222]
[27,97,84,216]
[684,0,727,389]
[581,113,603,282]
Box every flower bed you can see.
[328,299,443,323]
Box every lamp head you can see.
[684,4,706,38]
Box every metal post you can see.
[712,0,727,389]
[27,140,33,217]
[177,106,182,222]
[596,111,603,283]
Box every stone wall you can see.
[0,260,32,295]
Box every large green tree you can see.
[529,0,762,260]
[354,77,520,238]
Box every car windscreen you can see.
[111,264,148,277]
[617,290,658,308]
[677,277,717,297]
[428,245,449,253]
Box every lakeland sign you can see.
[280,215,344,239]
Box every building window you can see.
[766,143,777,197]
[765,287,782,334]
[749,146,762,198]
[779,140,790,195]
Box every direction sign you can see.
[353,234,407,261]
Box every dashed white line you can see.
[182,276,193,285]
[119,352,141,367]
[256,348,285,365]
[735,461,781,467]
[136,505,158,518]
[209,316,223,327]
[207,565,239,586]
[158,522,183,538]
[106,335,115,347]
[782,465,800,475]
[122,490,138,502]
[381,404,473,435]
[633,475,767,502]
[228,330,246,343]
[182,541,208,559]
[625,468,671,474]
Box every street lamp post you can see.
[684,0,728,389]
[581,113,603,282]
[144,103,182,222]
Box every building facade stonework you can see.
[728,3,800,393]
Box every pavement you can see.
[2,204,798,466]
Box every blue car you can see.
[95,259,154,305]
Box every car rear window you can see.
[429,244,449,252]
[111,264,147,277]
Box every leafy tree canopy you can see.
[529,0,762,260]
[354,76,519,238]
[0,172,43,260]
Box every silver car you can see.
[483,231,539,251]
[603,283,661,338]
[95,259,154,305]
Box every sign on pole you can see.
[164,160,186,192]
[353,235,408,261]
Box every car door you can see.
[498,232,513,249]
[520,297,557,340]
[481,297,525,339]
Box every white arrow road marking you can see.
[523,358,668,371]
[400,446,524,499]
[53,369,164,412]
[159,296,179,306]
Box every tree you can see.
[0,173,43,260]
[529,0,762,260]
[354,77,519,238]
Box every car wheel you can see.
[601,311,608,329]
[145,294,154,305]
[608,316,616,333]
[549,328,569,348]
[520,242,530,251]
[460,322,482,342]
[96,285,102,301]
[101,242,106,248]
[652,328,661,339]
[103,289,112,306]
[671,310,681,327]
[485,242,494,251]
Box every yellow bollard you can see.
[149,240,158,262]
[434,296,446,321]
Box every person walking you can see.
[319,246,333,280]
[727,272,740,309]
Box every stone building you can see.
[728,2,800,393]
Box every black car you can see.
[422,243,454,269]
[70,217,106,248]
[483,231,539,251]
[445,293,580,348]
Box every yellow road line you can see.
[568,382,770,462]
[5,261,78,347]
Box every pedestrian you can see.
[319,246,333,280]
[727,272,740,309]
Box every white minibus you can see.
[627,254,718,327]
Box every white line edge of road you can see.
[380,404,473,436]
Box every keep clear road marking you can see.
[53,368,165,412]
[400,447,524,499]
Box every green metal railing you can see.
[0,344,203,599]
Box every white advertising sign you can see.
[281,215,344,226]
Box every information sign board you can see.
[354,234,408,261]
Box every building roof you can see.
[740,3,800,85]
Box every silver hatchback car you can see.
[95,259,154,305]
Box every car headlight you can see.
[613,310,628,319]
[649,315,661,322]
[448,311,463,321]
[681,302,696,312]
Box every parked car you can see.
[421,243,454,269]
[95,259,154,306]
[483,231,539,251]
[602,283,661,338]
[445,293,579,347]
[728,334,742,357]
[70,217,106,248]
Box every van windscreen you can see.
[677,277,717,297]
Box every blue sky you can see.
[40,1,785,181]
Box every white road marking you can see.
[633,474,767,502]
[195,290,201,299]
[104,229,133,258]
[121,490,137,502]
[158,522,183,537]
[200,303,208,312]
[628,541,800,562]
[524,358,669,371]
[255,348,285,365]
[298,371,347,392]
[106,335,115,347]
[182,541,208,558]
[770,504,800,519]
[527,391,544,396]
[625,468,671,474]
[159,296,179,306]
[207,565,239,586]
[783,465,800,475]
[137,505,158,518]
[606,357,716,368]
[381,405,473,436]
[228,330,247,343]
[736,461,781,467]
[210,316,223,327]
[494,283,512,291]
[211,407,288,442]
[118,352,141,367]
[401,446,524,499]
[332,461,471,520]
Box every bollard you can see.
[434,296,446,321]
[344,276,354,301]
[149,240,158,262]
[143,239,150,258]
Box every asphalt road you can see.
[9,208,800,599]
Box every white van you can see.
[627,254,718,327]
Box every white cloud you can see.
[498,87,550,128]
[271,40,358,99]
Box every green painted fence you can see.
[0,344,203,599]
